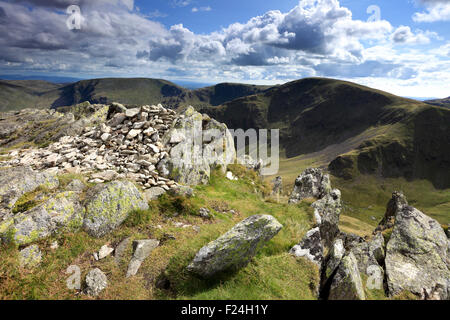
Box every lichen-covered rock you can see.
[161,106,236,186]
[126,239,160,277]
[350,237,385,292]
[328,252,366,300]
[311,189,342,247]
[375,191,408,233]
[187,215,282,278]
[351,240,382,275]
[83,181,148,238]
[290,227,323,266]
[0,191,84,245]
[85,268,107,296]
[385,205,449,300]
[0,166,59,219]
[369,232,385,265]
[288,168,331,204]
[19,244,42,268]
[323,238,345,283]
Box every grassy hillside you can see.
[201,77,450,188]
[425,96,450,109]
[191,83,273,108]
[50,78,191,108]
[0,168,321,300]
[0,80,62,112]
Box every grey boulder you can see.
[288,168,331,204]
[187,215,282,278]
[85,268,107,297]
[328,252,366,300]
[126,239,160,277]
[0,191,84,245]
[290,227,323,266]
[83,181,149,238]
[385,205,449,300]
[0,166,59,218]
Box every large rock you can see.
[385,205,449,300]
[311,189,342,247]
[351,233,385,275]
[328,252,366,300]
[187,215,282,277]
[83,181,148,238]
[161,107,236,186]
[0,191,84,245]
[375,191,408,233]
[288,168,331,204]
[0,167,59,219]
[85,268,107,297]
[350,234,385,292]
[290,227,323,266]
[323,238,345,285]
[126,239,160,277]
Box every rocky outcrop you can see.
[85,268,107,297]
[289,168,342,262]
[288,168,331,204]
[349,233,385,292]
[161,107,236,185]
[328,252,366,300]
[126,239,160,277]
[322,238,345,287]
[385,205,449,300]
[83,181,148,238]
[311,189,342,247]
[290,227,323,266]
[187,215,282,278]
[0,166,59,219]
[375,191,408,233]
[0,191,84,245]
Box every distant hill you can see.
[0,74,83,83]
[0,80,63,112]
[199,78,450,189]
[425,96,450,109]
[0,78,273,112]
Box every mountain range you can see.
[1,77,449,189]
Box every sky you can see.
[0,0,449,98]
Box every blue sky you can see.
[0,0,449,98]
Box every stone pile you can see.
[3,104,180,190]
